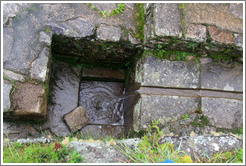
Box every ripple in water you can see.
[79,81,125,125]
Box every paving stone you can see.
[183,3,243,34]
[3,69,25,82]
[137,94,200,130]
[230,3,243,19]
[154,3,182,37]
[30,47,49,82]
[64,106,90,133]
[208,26,235,45]
[201,62,243,92]
[185,24,207,42]
[97,24,121,41]
[3,81,12,113]
[202,97,243,129]
[135,56,200,89]
[44,62,80,137]
[11,82,46,119]
[39,31,51,46]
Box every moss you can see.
[191,115,210,127]
[217,127,243,135]
[179,3,186,37]
[134,3,145,41]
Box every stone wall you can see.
[3,3,243,141]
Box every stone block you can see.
[97,24,121,41]
[234,33,243,48]
[39,31,51,46]
[154,3,182,37]
[185,24,207,42]
[3,80,12,113]
[135,56,200,89]
[3,69,25,82]
[64,106,90,133]
[202,97,243,129]
[137,94,200,130]
[201,62,243,92]
[30,47,49,82]
[208,26,235,45]
[183,3,243,34]
[11,82,46,119]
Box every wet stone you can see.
[138,94,200,130]
[11,82,46,119]
[97,24,121,42]
[202,97,243,129]
[64,106,90,133]
[154,3,182,37]
[45,62,80,137]
[135,56,200,89]
[3,80,12,113]
[208,26,235,45]
[185,24,207,42]
[201,62,243,92]
[82,67,125,80]
[79,81,124,125]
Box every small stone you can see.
[208,26,235,45]
[3,80,12,113]
[39,31,51,46]
[64,106,90,133]
[3,69,25,82]
[11,82,46,119]
[97,24,121,42]
[30,47,49,82]
[185,24,207,42]
[230,3,243,19]
[186,56,195,61]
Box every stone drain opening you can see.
[47,34,141,138]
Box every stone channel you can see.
[2,3,244,162]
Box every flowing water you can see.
[79,81,125,125]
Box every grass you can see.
[88,3,125,18]
[3,141,83,163]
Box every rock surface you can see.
[137,94,200,130]
[201,62,243,92]
[185,24,207,42]
[135,56,200,89]
[202,97,243,129]
[3,69,25,82]
[3,81,12,113]
[11,82,46,119]
[30,47,50,82]
[208,26,235,44]
[97,24,121,42]
[64,106,90,133]
[154,3,182,37]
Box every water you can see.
[79,81,125,125]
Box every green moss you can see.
[134,3,145,41]
[88,3,125,18]
[191,115,210,127]
[217,127,243,135]
[179,3,186,37]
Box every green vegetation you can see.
[191,115,210,127]
[134,3,145,41]
[217,127,243,135]
[183,114,189,121]
[3,141,83,163]
[88,3,125,18]
[179,3,186,37]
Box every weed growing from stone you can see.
[88,3,125,18]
